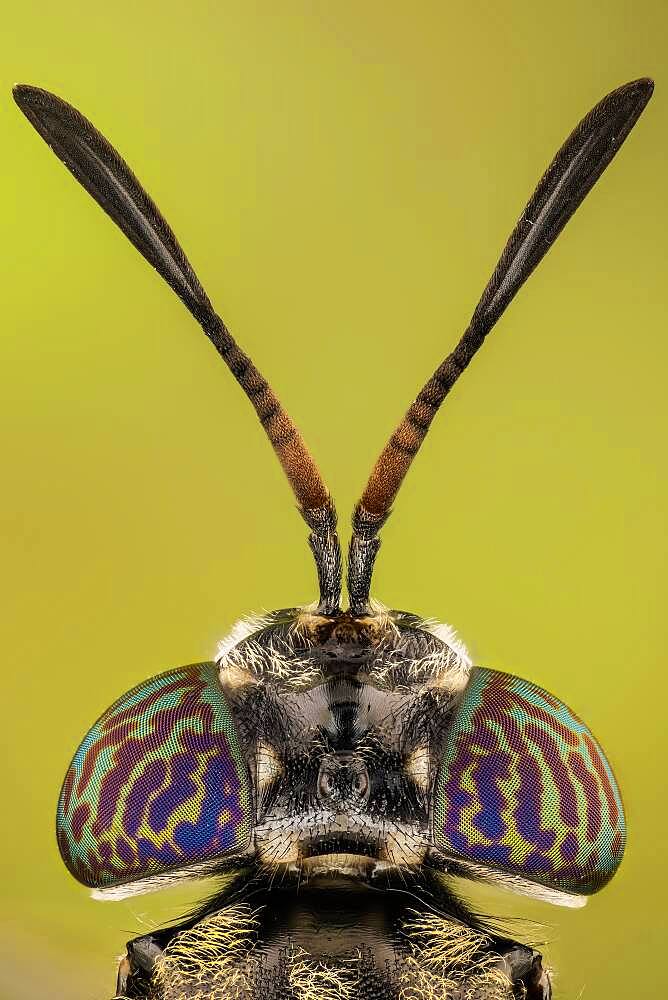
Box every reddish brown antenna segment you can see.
[13,84,341,613]
[349,78,654,614]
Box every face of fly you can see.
[114,607,553,1000]
[216,606,472,879]
[12,78,651,1000]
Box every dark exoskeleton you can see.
[12,77,653,999]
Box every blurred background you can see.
[1,2,665,997]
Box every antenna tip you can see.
[634,76,654,96]
[13,83,40,107]
[12,84,60,126]
[618,77,654,110]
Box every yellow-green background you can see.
[1,2,665,997]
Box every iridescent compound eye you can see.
[432,668,626,902]
[56,662,252,890]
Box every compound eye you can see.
[432,668,626,901]
[56,662,252,890]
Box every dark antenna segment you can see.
[348,78,653,615]
[13,85,342,615]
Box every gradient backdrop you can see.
[1,3,666,998]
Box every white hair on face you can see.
[420,618,472,669]
[449,858,588,908]
[417,617,472,693]
[220,636,323,690]
[215,604,472,693]
[215,611,275,663]
[216,606,330,689]
[90,861,240,901]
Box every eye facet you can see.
[432,667,625,900]
[56,662,252,889]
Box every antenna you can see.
[348,78,653,615]
[13,85,342,615]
